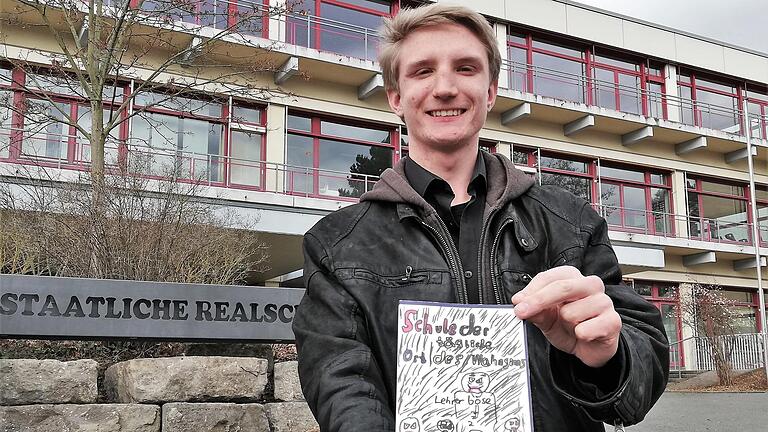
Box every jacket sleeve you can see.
[549,203,670,426]
[292,232,394,432]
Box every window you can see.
[678,71,741,133]
[286,112,395,198]
[746,87,768,140]
[287,0,393,61]
[633,281,682,367]
[539,153,594,201]
[591,50,665,117]
[599,164,673,235]
[757,184,768,246]
[687,176,750,244]
[229,104,266,188]
[4,70,128,167]
[138,0,269,38]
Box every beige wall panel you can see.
[621,20,677,61]
[625,269,762,289]
[723,49,768,84]
[674,34,726,74]
[565,6,623,48]
[505,0,567,34]
[436,0,504,18]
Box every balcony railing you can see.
[284,11,380,62]
[593,204,768,247]
[501,60,751,136]
[1,134,381,200]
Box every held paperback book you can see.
[396,301,532,432]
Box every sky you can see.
[573,0,768,55]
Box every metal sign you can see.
[0,275,305,342]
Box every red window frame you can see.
[746,87,768,140]
[286,0,394,61]
[756,184,768,247]
[686,176,752,244]
[2,66,130,169]
[599,163,674,236]
[286,111,398,200]
[633,280,683,368]
[677,70,743,133]
[130,0,270,39]
[226,103,268,190]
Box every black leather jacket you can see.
[293,152,669,432]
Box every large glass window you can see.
[757,184,768,246]
[687,176,750,243]
[229,104,266,188]
[633,281,682,367]
[746,87,768,140]
[286,112,395,199]
[140,0,269,38]
[599,164,673,235]
[678,71,741,133]
[539,153,593,201]
[287,0,392,61]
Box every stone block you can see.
[0,404,160,431]
[162,403,269,432]
[273,361,303,401]
[104,356,267,403]
[265,402,319,432]
[0,359,97,405]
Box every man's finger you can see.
[558,293,614,326]
[513,275,604,318]
[573,309,622,342]
[511,266,582,304]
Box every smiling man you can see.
[293,4,669,432]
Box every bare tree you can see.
[678,283,739,386]
[0,162,270,283]
[2,0,286,187]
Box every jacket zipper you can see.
[419,219,468,304]
[489,218,515,305]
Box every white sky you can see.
[573,0,768,55]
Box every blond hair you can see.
[378,4,501,92]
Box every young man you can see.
[293,4,669,432]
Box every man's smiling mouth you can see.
[427,109,467,117]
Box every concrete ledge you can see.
[0,404,160,431]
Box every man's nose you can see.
[432,70,458,98]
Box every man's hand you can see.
[511,266,622,368]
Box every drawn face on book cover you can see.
[436,418,455,432]
[399,417,420,432]
[461,372,489,393]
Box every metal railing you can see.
[284,11,380,62]
[593,204,768,247]
[500,60,748,135]
[1,134,381,200]
[693,333,766,371]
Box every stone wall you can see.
[0,357,317,432]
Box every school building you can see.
[1,0,766,371]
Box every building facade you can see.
[1,0,766,372]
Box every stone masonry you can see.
[104,356,268,403]
[0,357,317,432]
[0,359,98,405]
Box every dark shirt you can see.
[404,154,486,303]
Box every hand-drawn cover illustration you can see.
[396,301,532,432]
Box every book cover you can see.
[396,301,532,432]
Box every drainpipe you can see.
[742,98,768,382]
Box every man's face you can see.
[386,23,498,154]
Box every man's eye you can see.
[458,66,476,72]
[416,69,431,75]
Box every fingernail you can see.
[514,302,529,317]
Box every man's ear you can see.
[487,79,499,111]
[386,88,403,118]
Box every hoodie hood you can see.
[360,151,535,216]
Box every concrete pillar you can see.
[265,104,287,193]
[677,283,698,370]
[672,171,689,238]
[270,0,288,42]
[664,64,681,123]
[494,22,509,90]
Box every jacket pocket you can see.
[350,267,445,288]
[499,270,532,302]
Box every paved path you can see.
[622,391,768,431]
